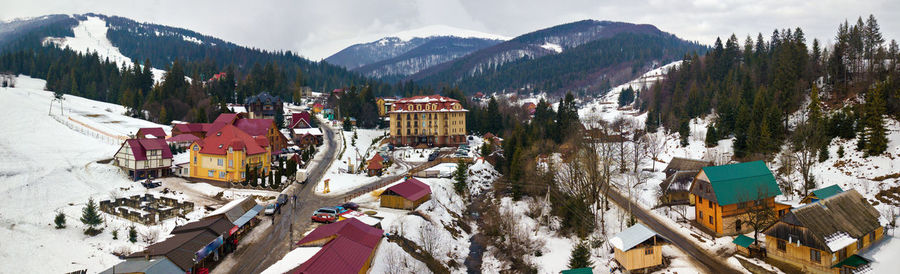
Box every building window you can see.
[241,172,246,178]
[777,239,786,251]
[698,211,703,220]
[219,171,225,178]
[708,200,713,209]
[809,249,821,263]
[208,170,214,177]
[858,238,864,250]
[645,247,653,255]
[229,159,233,167]
[698,196,702,203]
[708,216,713,225]
[870,231,876,242]
[193,156,197,164]
[193,145,199,151]
[218,159,224,166]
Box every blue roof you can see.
[811,184,843,200]
[732,234,756,248]
[701,161,781,205]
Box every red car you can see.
[311,207,338,223]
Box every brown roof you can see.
[659,170,699,193]
[127,229,218,271]
[664,157,712,176]
[765,189,881,251]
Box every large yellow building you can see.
[388,95,467,147]
[189,124,270,182]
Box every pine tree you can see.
[128,226,137,243]
[705,124,718,147]
[679,120,690,147]
[80,198,103,235]
[567,240,593,269]
[453,159,470,195]
[54,212,66,229]
[863,84,888,156]
[818,144,829,162]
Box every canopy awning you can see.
[234,204,263,228]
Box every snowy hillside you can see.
[42,15,168,83]
[389,25,511,42]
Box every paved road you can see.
[606,187,742,274]
[222,122,414,274]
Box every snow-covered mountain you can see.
[324,25,509,80]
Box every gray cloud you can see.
[1,0,897,60]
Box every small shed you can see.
[366,157,383,177]
[800,184,843,204]
[610,223,667,272]
[658,170,699,206]
[380,178,431,210]
[732,234,756,256]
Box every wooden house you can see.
[800,184,844,204]
[610,223,667,272]
[764,189,883,274]
[689,161,791,236]
[366,154,384,177]
[659,170,700,206]
[114,128,173,180]
[663,157,712,178]
[293,219,384,273]
[244,91,282,120]
[380,178,431,210]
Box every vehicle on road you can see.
[311,207,338,223]
[264,204,276,215]
[339,202,359,211]
[428,151,440,161]
[275,194,288,212]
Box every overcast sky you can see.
[2,0,899,60]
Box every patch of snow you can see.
[181,35,202,44]
[390,25,511,42]
[540,42,562,53]
[824,231,857,252]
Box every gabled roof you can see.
[166,134,200,143]
[766,190,881,252]
[367,159,383,170]
[173,123,210,133]
[811,184,844,200]
[664,157,712,174]
[100,256,182,274]
[291,219,383,274]
[660,170,699,193]
[136,127,167,139]
[369,153,384,163]
[170,215,234,236]
[234,118,275,136]
[291,112,312,128]
[383,178,431,201]
[195,125,268,155]
[127,229,218,271]
[245,91,281,105]
[699,161,781,205]
[125,138,173,161]
[610,223,662,251]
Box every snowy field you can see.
[316,127,389,195]
[0,75,266,273]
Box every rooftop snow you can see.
[825,231,857,252]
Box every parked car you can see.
[264,204,276,215]
[276,194,288,209]
[339,202,359,211]
[428,152,440,161]
[311,207,338,223]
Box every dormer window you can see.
[217,132,222,136]
[218,144,224,149]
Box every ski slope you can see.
[42,15,168,83]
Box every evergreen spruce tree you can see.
[128,226,137,243]
[567,240,593,269]
[80,198,103,235]
[453,159,470,195]
[112,229,118,240]
[864,84,888,156]
[54,212,66,229]
[705,124,718,147]
[679,120,690,147]
[818,144,829,162]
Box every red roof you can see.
[290,112,312,129]
[173,123,210,134]
[125,138,173,161]
[474,92,485,98]
[166,134,200,143]
[384,178,431,201]
[196,125,267,155]
[136,127,167,139]
[313,103,324,109]
[367,159,383,170]
[292,219,383,274]
[390,95,464,113]
[234,118,274,136]
[370,153,384,163]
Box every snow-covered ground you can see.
[389,24,511,42]
[43,15,168,84]
[0,75,262,273]
[316,127,389,195]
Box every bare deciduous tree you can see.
[644,131,667,172]
[141,228,160,244]
[736,187,779,245]
[418,221,443,256]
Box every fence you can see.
[49,113,126,145]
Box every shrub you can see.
[54,212,66,229]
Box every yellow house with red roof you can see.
[188,124,270,182]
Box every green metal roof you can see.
[811,184,844,200]
[561,268,593,274]
[732,234,756,248]
[702,161,781,205]
[832,254,871,268]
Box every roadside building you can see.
[366,154,384,177]
[292,218,384,273]
[688,161,790,236]
[99,256,182,274]
[388,95,467,147]
[114,128,173,180]
[174,113,289,155]
[765,190,883,274]
[188,125,270,182]
[244,91,282,120]
[291,127,323,147]
[732,234,756,256]
[375,97,398,117]
[800,184,844,204]
[658,158,712,206]
[165,134,200,149]
[290,112,312,129]
[171,123,211,139]
[380,178,431,210]
[610,223,667,272]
